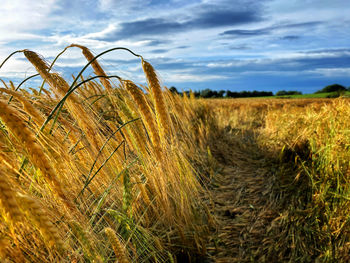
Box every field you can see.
[203,97,350,262]
[0,46,350,262]
[275,91,350,99]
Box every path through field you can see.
[207,130,280,262]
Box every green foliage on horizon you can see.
[276,90,302,96]
[315,83,347,93]
[169,83,350,100]
[169,86,273,98]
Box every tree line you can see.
[169,83,349,98]
[169,87,289,98]
[315,84,349,93]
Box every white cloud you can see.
[240,70,300,76]
[82,24,118,40]
[0,0,57,32]
[0,58,37,80]
[97,0,152,16]
[0,32,49,43]
[207,61,250,68]
[268,0,350,20]
[161,71,226,83]
[0,0,349,92]
[307,68,350,77]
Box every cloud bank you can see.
[0,0,349,93]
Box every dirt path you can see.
[207,132,280,262]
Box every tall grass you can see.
[0,46,212,262]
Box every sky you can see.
[0,0,349,94]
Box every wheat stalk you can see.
[0,168,22,223]
[69,44,125,124]
[24,50,77,101]
[16,193,65,250]
[123,80,162,159]
[118,93,148,156]
[0,88,45,126]
[0,238,10,262]
[104,227,130,263]
[24,50,103,153]
[0,99,73,209]
[69,44,113,92]
[142,59,170,140]
[69,220,103,262]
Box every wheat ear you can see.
[0,88,45,126]
[123,80,161,159]
[70,44,124,123]
[142,59,170,139]
[0,100,72,209]
[104,227,130,263]
[69,220,103,262]
[69,44,113,92]
[0,168,22,223]
[24,50,78,101]
[16,193,65,250]
[0,238,10,261]
[118,94,148,156]
[24,50,102,152]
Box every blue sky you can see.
[0,0,349,93]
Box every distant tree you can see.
[169,86,179,94]
[276,90,287,96]
[262,91,274,96]
[276,90,302,96]
[183,88,274,98]
[226,90,237,98]
[212,91,219,98]
[194,91,201,97]
[225,90,273,98]
[315,84,346,93]
[200,89,214,98]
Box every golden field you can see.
[204,97,350,262]
[0,46,349,262]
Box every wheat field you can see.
[0,46,350,262]
[0,45,215,262]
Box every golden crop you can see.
[0,45,212,262]
[1,45,349,262]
